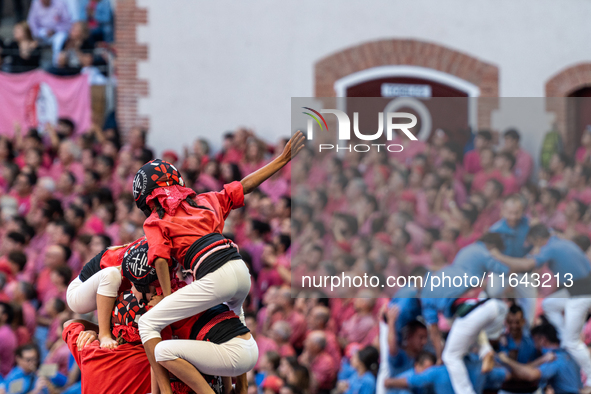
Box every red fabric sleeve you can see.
[62,323,84,367]
[215,181,245,219]
[144,218,172,266]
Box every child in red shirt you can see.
[65,237,151,349]
[134,132,305,394]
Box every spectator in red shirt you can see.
[536,188,566,231]
[339,296,378,348]
[9,171,36,216]
[0,302,17,377]
[493,152,519,196]
[307,305,341,366]
[471,148,498,193]
[502,128,533,187]
[463,130,493,176]
[270,321,296,358]
[299,330,337,394]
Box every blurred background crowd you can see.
[0,109,590,393]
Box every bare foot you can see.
[99,336,118,349]
[481,351,495,373]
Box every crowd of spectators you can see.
[0,0,112,77]
[0,109,590,393]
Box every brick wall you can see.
[115,0,149,136]
[314,39,499,130]
[546,63,591,152]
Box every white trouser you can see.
[66,267,122,313]
[542,288,591,386]
[442,299,508,394]
[155,336,258,377]
[139,259,251,344]
[376,321,389,394]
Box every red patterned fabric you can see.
[146,185,197,216]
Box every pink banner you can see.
[0,70,91,137]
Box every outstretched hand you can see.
[280,131,306,163]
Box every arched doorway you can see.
[314,39,499,143]
[546,63,591,155]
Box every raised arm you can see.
[498,352,541,382]
[240,131,305,194]
[490,249,536,272]
[386,305,400,356]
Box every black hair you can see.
[573,234,591,253]
[43,199,64,221]
[20,170,37,187]
[0,301,14,324]
[55,221,76,242]
[527,224,551,241]
[97,154,115,169]
[460,207,479,226]
[357,346,379,376]
[415,350,437,366]
[544,188,562,203]
[571,199,587,219]
[96,234,112,249]
[53,265,72,285]
[504,128,521,142]
[264,350,281,371]
[7,231,26,245]
[531,323,559,345]
[440,161,456,172]
[8,251,27,271]
[403,320,427,341]
[498,151,516,170]
[252,219,272,236]
[276,234,291,252]
[66,171,77,185]
[15,343,40,365]
[363,194,379,212]
[69,204,86,219]
[486,178,504,197]
[19,281,36,301]
[508,303,524,316]
[443,141,464,162]
[477,130,493,141]
[57,117,75,133]
[425,228,440,241]
[398,228,411,246]
[478,232,505,251]
[53,298,66,314]
[312,221,326,238]
[555,152,572,168]
[58,244,73,262]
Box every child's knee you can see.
[154,342,175,363]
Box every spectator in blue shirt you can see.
[489,195,531,258]
[489,194,535,326]
[335,345,378,394]
[385,352,509,394]
[499,304,537,364]
[386,306,428,379]
[498,323,582,394]
[492,224,591,391]
[384,351,435,394]
[0,344,47,394]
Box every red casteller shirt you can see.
[143,182,245,267]
[63,323,151,394]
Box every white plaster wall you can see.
[136,0,591,155]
